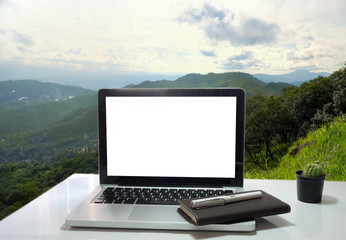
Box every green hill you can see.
[125,72,292,96]
[41,104,98,144]
[245,116,346,180]
[0,80,98,163]
[0,94,97,136]
[0,79,95,108]
[0,104,97,163]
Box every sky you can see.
[0,0,346,79]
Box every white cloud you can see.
[178,4,280,46]
[200,50,217,57]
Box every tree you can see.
[282,76,334,136]
[309,66,346,128]
[245,94,267,160]
[245,95,293,165]
[331,66,346,114]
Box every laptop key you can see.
[94,197,105,203]
[104,199,114,204]
[123,199,136,204]
[224,190,233,194]
[98,187,233,205]
[113,198,124,204]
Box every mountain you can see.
[254,70,330,86]
[0,62,181,90]
[0,80,95,108]
[125,72,292,96]
[46,73,182,90]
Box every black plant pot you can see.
[296,170,325,203]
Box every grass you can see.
[245,115,346,181]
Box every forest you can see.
[244,66,346,169]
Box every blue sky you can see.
[0,0,345,78]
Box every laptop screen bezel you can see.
[98,88,245,187]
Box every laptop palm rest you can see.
[127,205,256,231]
[128,206,184,222]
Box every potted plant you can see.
[296,163,326,203]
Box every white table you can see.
[1,173,345,240]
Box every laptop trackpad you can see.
[128,206,185,222]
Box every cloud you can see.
[222,51,258,70]
[69,48,83,55]
[178,4,225,23]
[11,31,34,47]
[287,52,315,61]
[178,4,279,46]
[228,51,253,61]
[200,50,217,57]
[222,60,245,70]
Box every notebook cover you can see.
[178,190,291,226]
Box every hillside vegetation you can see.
[244,66,346,168]
[245,115,346,180]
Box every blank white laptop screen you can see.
[106,96,237,179]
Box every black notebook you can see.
[178,190,291,226]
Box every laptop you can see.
[65,88,255,231]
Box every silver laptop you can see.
[65,88,255,231]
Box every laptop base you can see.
[66,186,256,232]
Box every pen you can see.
[190,191,262,209]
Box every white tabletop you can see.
[1,173,345,240]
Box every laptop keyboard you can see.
[94,187,233,205]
